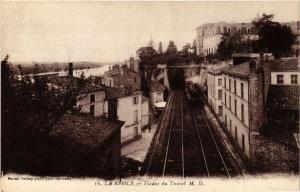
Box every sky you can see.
[1,1,299,63]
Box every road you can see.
[143,90,242,178]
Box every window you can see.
[291,75,298,84]
[109,80,112,87]
[234,99,237,115]
[241,83,244,98]
[235,126,238,140]
[134,110,138,123]
[225,115,227,128]
[277,75,284,84]
[242,134,245,152]
[133,96,139,105]
[156,93,163,102]
[224,77,226,88]
[229,79,231,91]
[134,126,139,137]
[90,94,95,103]
[229,120,232,133]
[241,104,244,122]
[229,96,231,110]
[90,105,95,116]
[134,76,137,83]
[225,92,227,106]
[218,106,223,116]
[218,78,222,86]
[234,80,237,94]
[218,89,222,100]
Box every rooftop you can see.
[267,85,300,110]
[232,53,260,58]
[269,58,299,71]
[207,66,229,75]
[150,81,166,92]
[50,113,124,153]
[222,62,250,78]
[48,76,105,94]
[105,86,142,100]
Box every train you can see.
[185,81,204,106]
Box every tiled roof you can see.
[232,53,259,58]
[50,113,124,153]
[48,76,105,94]
[267,85,300,110]
[269,58,299,71]
[105,86,125,99]
[222,62,250,78]
[207,66,229,75]
[150,81,166,92]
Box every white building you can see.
[207,67,228,119]
[76,87,106,117]
[221,60,265,159]
[195,22,256,56]
[105,87,149,146]
[141,97,150,129]
[150,81,166,104]
[222,65,250,156]
[269,58,300,85]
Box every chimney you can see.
[68,62,73,76]
[249,60,256,74]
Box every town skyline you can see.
[2,1,299,63]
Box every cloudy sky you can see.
[1,1,299,63]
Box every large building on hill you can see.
[195,22,256,56]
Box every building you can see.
[49,113,124,177]
[207,67,228,119]
[196,22,256,56]
[266,58,300,131]
[124,57,140,73]
[232,53,273,66]
[269,58,300,85]
[103,64,141,93]
[141,96,150,129]
[221,59,265,160]
[47,73,106,117]
[105,87,149,146]
[149,81,166,104]
[76,84,106,117]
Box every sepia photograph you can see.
[1,1,299,191]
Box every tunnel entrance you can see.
[167,68,185,90]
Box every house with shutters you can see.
[104,87,149,146]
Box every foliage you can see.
[2,55,78,174]
[166,40,178,55]
[217,32,257,60]
[252,13,296,58]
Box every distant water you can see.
[58,64,114,78]
[30,64,114,78]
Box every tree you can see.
[1,56,78,174]
[158,41,163,54]
[217,32,256,60]
[180,43,192,57]
[252,13,296,58]
[166,40,177,55]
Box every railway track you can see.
[146,91,237,178]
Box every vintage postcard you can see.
[1,1,299,191]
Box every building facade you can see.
[267,58,300,132]
[221,60,265,159]
[207,68,225,119]
[196,22,255,56]
[76,87,106,117]
[104,64,141,93]
[50,113,124,177]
